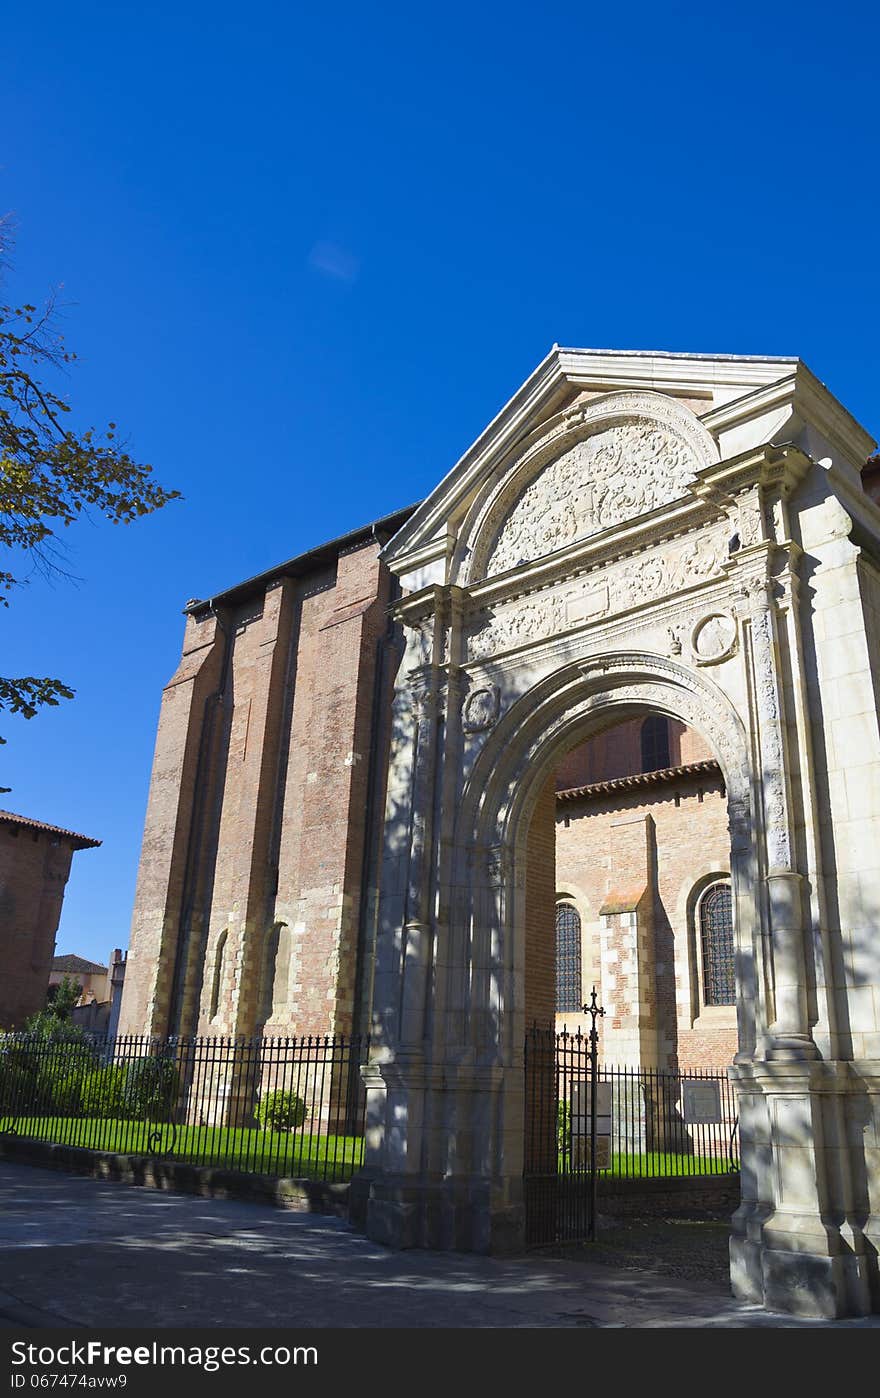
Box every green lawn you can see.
[4,1119,736,1184]
[556,1149,737,1178]
[2,1116,365,1182]
[606,1150,737,1177]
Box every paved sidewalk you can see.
[0,1163,876,1329]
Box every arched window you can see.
[555,903,582,1014]
[641,715,671,773]
[699,883,735,1006]
[209,929,228,1021]
[257,922,285,1026]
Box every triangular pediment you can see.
[381,347,875,592]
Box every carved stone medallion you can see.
[462,685,500,732]
[691,611,737,666]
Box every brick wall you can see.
[555,756,736,1070]
[119,538,395,1042]
[0,828,77,1029]
[555,718,714,789]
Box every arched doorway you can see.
[358,637,873,1318]
[356,354,880,1320]
[519,700,740,1244]
[533,709,737,1068]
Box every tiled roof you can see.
[556,759,723,803]
[0,810,101,849]
[52,954,108,975]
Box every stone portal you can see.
[357,349,880,1320]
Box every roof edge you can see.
[186,502,420,616]
[0,810,101,850]
[556,759,723,803]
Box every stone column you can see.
[398,680,440,1047]
[747,577,817,1061]
[357,595,446,1246]
[730,561,874,1318]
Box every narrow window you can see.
[640,715,671,772]
[210,929,228,1021]
[257,923,283,1026]
[699,883,735,1005]
[555,903,582,1014]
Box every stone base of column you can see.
[765,1032,821,1062]
[729,1059,879,1318]
[731,1215,873,1318]
[353,1171,524,1254]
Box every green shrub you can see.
[46,1070,85,1114]
[0,1061,37,1115]
[11,1036,100,1114]
[78,1066,128,1118]
[256,1088,307,1133]
[557,1099,571,1154]
[123,1057,180,1122]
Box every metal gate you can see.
[524,993,740,1248]
[523,992,605,1247]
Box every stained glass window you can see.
[555,903,582,1013]
[700,882,735,1005]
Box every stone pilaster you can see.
[746,576,817,1060]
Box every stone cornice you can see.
[393,583,446,627]
[793,362,876,462]
[555,347,798,392]
[695,443,811,501]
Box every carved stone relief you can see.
[736,493,764,549]
[485,418,704,577]
[746,580,791,870]
[691,611,738,666]
[468,527,729,662]
[482,663,750,846]
[485,846,510,886]
[462,685,500,732]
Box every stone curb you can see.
[0,1134,737,1224]
[0,1134,351,1215]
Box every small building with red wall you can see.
[0,811,101,1030]
[553,717,737,1070]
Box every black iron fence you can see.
[0,1031,369,1183]
[525,1025,739,1245]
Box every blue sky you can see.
[3,1,878,966]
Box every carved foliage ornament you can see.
[485,416,705,577]
[749,598,791,870]
[468,527,728,662]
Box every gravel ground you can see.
[544,1214,733,1291]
